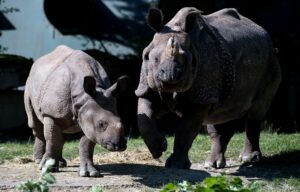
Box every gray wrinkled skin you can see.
[24,45,127,177]
[136,7,281,169]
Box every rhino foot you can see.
[35,158,42,164]
[59,158,67,168]
[165,153,191,169]
[147,136,168,159]
[239,150,262,164]
[204,153,226,169]
[39,157,59,172]
[79,164,102,177]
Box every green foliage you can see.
[17,159,56,192]
[160,175,254,192]
[90,186,103,192]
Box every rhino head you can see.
[136,8,201,96]
[77,76,128,151]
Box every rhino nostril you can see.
[158,69,168,81]
[175,67,183,79]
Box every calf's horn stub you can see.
[166,36,179,56]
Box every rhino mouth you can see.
[158,79,189,92]
[103,141,127,152]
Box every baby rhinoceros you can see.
[24,45,127,177]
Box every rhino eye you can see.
[98,120,108,131]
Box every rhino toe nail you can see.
[89,171,102,177]
[79,170,89,177]
[204,161,215,169]
[216,160,226,169]
[35,159,42,164]
[151,151,162,159]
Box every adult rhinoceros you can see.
[135,7,281,169]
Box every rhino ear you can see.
[104,75,129,97]
[147,7,164,32]
[135,81,149,97]
[135,67,150,97]
[83,76,96,97]
[184,10,202,33]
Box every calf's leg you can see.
[39,117,64,172]
[33,122,45,164]
[79,135,100,177]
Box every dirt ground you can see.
[0,149,299,191]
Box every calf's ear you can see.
[147,7,164,32]
[104,75,129,97]
[83,76,96,97]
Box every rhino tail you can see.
[24,89,42,129]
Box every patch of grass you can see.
[1,132,299,163]
[0,141,33,164]
[187,132,300,163]
[1,132,300,191]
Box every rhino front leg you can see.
[78,136,100,177]
[137,97,167,159]
[204,122,236,169]
[239,119,262,163]
[39,117,64,172]
[166,104,211,169]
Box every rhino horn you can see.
[165,36,179,56]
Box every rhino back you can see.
[179,8,277,123]
[205,8,272,62]
[200,9,277,123]
[27,45,110,121]
[26,45,74,121]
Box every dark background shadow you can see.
[0,0,299,140]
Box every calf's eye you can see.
[98,120,108,130]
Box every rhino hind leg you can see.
[25,96,46,164]
[39,117,65,172]
[33,127,45,164]
[78,136,101,177]
[239,58,281,164]
[204,121,237,169]
[33,127,67,167]
[239,119,262,163]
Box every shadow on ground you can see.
[234,150,300,180]
[96,163,210,188]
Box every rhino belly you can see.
[203,101,252,125]
[63,124,81,134]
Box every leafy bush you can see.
[90,186,103,192]
[160,175,255,192]
[16,159,104,192]
[17,159,56,192]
